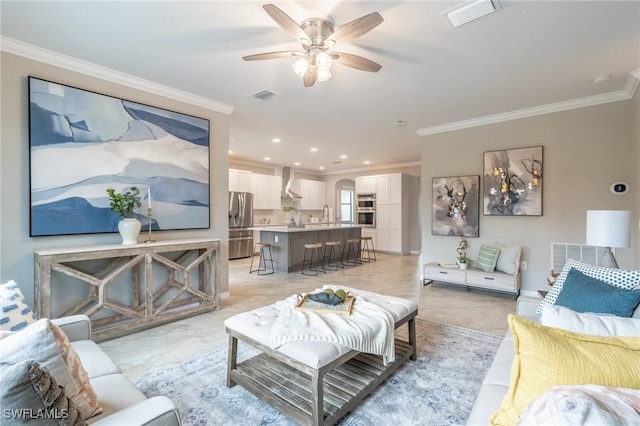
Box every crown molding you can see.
[417,71,639,137]
[0,36,234,115]
[229,157,421,176]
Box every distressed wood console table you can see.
[35,238,220,341]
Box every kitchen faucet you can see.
[322,204,330,225]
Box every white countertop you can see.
[249,224,364,233]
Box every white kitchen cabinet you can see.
[355,176,376,194]
[229,169,252,193]
[251,174,281,210]
[371,173,415,255]
[389,173,402,204]
[376,175,390,204]
[293,179,325,210]
[376,204,390,251]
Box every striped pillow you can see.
[476,245,500,272]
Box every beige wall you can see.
[421,100,637,293]
[0,52,231,306]
[634,86,640,268]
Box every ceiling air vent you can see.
[252,90,277,101]
[443,0,501,28]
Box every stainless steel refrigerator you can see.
[229,191,254,259]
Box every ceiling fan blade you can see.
[303,65,317,87]
[242,51,304,61]
[326,12,383,46]
[263,4,311,46]
[332,52,382,72]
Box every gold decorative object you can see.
[547,269,559,286]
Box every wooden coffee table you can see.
[224,290,418,426]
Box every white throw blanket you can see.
[269,285,396,365]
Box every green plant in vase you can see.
[456,236,469,269]
[106,186,142,245]
[283,206,298,224]
[106,187,142,218]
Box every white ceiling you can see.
[1,1,639,174]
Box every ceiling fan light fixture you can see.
[292,57,309,77]
[317,68,332,82]
[316,51,333,70]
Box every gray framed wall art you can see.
[483,146,543,216]
[432,175,480,237]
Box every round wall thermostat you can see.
[610,181,629,195]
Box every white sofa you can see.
[466,295,640,425]
[52,315,180,426]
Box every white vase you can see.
[459,262,468,270]
[118,218,141,245]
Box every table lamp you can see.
[586,210,631,268]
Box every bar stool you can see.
[249,243,274,275]
[302,243,325,276]
[359,236,377,262]
[341,238,362,266]
[322,240,343,271]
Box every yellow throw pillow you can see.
[490,315,640,426]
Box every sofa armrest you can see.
[51,315,92,342]
[516,296,541,320]
[90,396,180,426]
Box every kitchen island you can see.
[249,224,363,272]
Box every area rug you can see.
[135,319,503,426]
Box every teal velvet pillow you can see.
[554,268,640,317]
[475,245,500,272]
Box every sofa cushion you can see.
[490,315,640,426]
[0,319,102,419]
[0,280,36,332]
[542,305,640,336]
[71,340,122,379]
[518,385,640,426]
[0,361,84,426]
[537,259,640,315]
[476,245,500,272]
[495,243,521,275]
[86,374,148,423]
[553,268,640,317]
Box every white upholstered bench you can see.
[224,287,418,426]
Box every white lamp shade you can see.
[586,210,631,248]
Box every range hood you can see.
[281,167,302,199]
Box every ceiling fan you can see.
[242,4,383,87]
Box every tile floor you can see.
[99,253,516,381]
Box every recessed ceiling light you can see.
[363,160,370,165]
[340,155,347,159]
[319,166,325,170]
[264,157,271,161]
[310,147,318,152]
[294,162,301,166]
[393,120,407,127]
[272,138,281,143]
[228,150,233,154]
[593,75,610,84]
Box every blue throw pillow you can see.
[554,268,640,317]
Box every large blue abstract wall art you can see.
[29,76,211,236]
